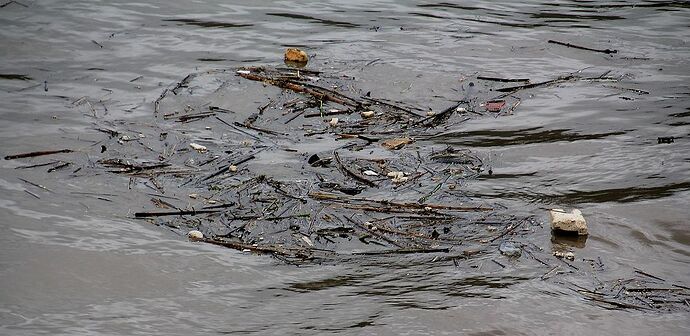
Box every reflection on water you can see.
[162,19,254,29]
[552,235,587,249]
[266,12,362,28]
[434,127,627,147]
[1,0,689,335]
[554,181,690,204]
[0,74,32,81]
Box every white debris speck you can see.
[301,236,314,247]
[565,252,575,261]
[394,176,409,183]
[190,143,207,152]
[329,117,339,127]
[363,170,379,176]
[188,193,198,199]
[361,111,375,118]
[237,70,251,75]
[426,111,435,116]
[229,165,238,172]
[187,230,203,240]
[553,250,575,261]
[456,107,467,112]
[386,171,408,183]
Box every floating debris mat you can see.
[119,64,542,263]
[546,260,690,312]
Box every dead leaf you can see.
[284,48,308,64]
[381,137,413,150]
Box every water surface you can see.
[1,1,689,335]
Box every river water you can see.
[1,1,689,335]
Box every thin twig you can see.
[548,40,618,54]
[333,151,377,187]
[5,149,73,160]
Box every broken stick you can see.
[548,40,618,54]
[5,149,73,160]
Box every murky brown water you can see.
[1,1,689,335]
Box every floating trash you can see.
[499,241,521,257]
[187,230,204,240]
[190,143,207,153]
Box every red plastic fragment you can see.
[485,100,506,112]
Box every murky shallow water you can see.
[1,1,689,335]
